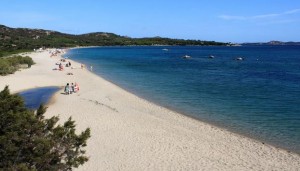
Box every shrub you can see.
[0,60,14,75]
[0,55,35,75]
[0,86,91,170]
[18,56,34,67]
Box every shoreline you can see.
[68,47,299,154]
[1,49,299,170]
[81,69,296,154]
[46,87,64,107]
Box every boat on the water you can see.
[209,55,215,59]
[235,57,244,61]
[162,48,169,51]
[182,55,191,59]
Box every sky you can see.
[0,0,299,43]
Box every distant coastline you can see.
[0,24,228,57]
[242,40,300,46]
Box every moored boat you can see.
[182,55,191,59]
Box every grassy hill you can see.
[0,24,228,56]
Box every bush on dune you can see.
[0,86,91,170]
[0,55,35,75]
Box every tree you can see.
[0,86,91,170]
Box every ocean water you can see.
[67,46,300,153]
[19,87,60,109]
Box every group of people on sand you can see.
[64,82,79,95]
[56,60,72,71]
[49,49,65,57]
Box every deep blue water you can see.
[19,87,60,109]
[67,46,300,153]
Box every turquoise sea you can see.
[66,46,300,153]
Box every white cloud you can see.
[251,13,280,19]
[284,9,300,14]
[219,8,300,21]
[219,15,246,20]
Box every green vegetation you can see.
[0,55,35,75]
[0,49,32,57]
[0,24,228,56]
[0,86,91,170]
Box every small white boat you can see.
[162,48,169,51]
[236,57,244,61]
[209,55,215,59]
[182,55,191,59]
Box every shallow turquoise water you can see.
[67,46,300,153]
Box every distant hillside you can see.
[242,41,300,46]
[0,24,227,56]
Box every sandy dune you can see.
[1,50,299,171]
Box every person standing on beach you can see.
[71,83,75,93]
[90,65,93,71]
[64,83,70,95]
[74,82,79,92]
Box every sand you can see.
[1,50,299,171]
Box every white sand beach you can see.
[1,50,300,171]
